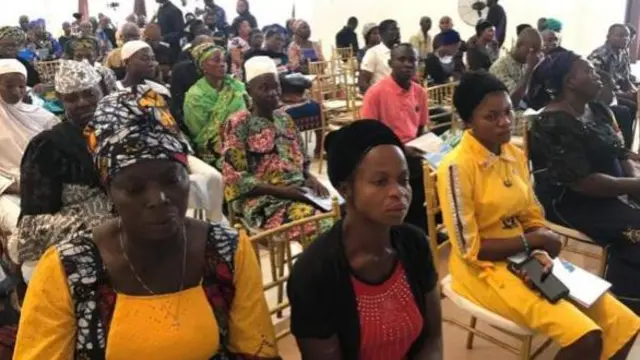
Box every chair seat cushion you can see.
[441,275,534,336]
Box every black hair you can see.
[231,18,251,36]
[516,24,532,36]
[608,23,628,34]
[627,24,637,37]
[265,28,280,38]
[475,20,493,36]
[379,19,397,34]
[250,28,262,37]
[453,71,508,123]
[526,51,580,110]
[390,42,414,58]
[348,17,358,26]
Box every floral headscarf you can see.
[86,85,193,183]
[190,43,226,71]
[0,26,27,44]
[54,60,101,94]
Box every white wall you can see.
[1,0,627,57]
[307,0,627,57]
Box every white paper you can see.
[406,133,444,153]
[551,258,611,308]
[301,187,344,212]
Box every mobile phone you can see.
[509,257,569,304]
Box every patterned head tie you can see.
[55,60,101,95]
[190,43,226,71]
[70,37,99,53]
[86,85,193,184]
[0,26,27,44]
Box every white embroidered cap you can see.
[121,40,151,61]
[244,56,278,83]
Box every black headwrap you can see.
[324,120,404,188]
[453,70,508,123]
[526,50,580,110]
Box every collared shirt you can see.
[489,54,524,93]
[437,131,545,279]
[360,76,429,143]
[588,43,632,91]
[361,43,392,86]
[409,31,433,59]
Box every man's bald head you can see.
[439,16,453,31]
[513,28,542,62]
[121,22,141,43]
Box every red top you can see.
[351,263,423,360]
[359,76,430,144]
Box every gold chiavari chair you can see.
[309,60,360,173]
[426,82,460,133]
[332,46,354,61]
[240,199,342,340]
[422,163,554,360]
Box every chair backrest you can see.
[426,82,458,107]
[426,82,461,133]
[33,60,61,85]
[238,198,342,340]
[422,163,449,281]
[333,46,354,60]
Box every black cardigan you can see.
[287,221,438,359]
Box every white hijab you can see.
[0,60,59,178]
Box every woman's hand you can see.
[514,251,554,289]
[526,230,562,258]
[305,176,329,198]
[275,185,307,202]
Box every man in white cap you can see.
[104,22,142,80]
[221,56,330,235]
[0,59,58,229]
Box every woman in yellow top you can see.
[437,71,640,360]
[14,84,279,359]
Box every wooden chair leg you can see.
[276,242,286,318]
[465,316,477,349]
[599,247,608,277]
[520,335,532,360]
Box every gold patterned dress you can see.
[222,109,332,245]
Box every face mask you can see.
[439,55,453,64]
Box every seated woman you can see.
[287,20,324,74]
[66,37,118,95]
[438,71,640,359]
[288,120,442,359]
[10,60,113,269]
[528,51,640,313]
[14,82,279,359]
[424,30,465,85]
[227,19,252,79]
[184,43,247,170]
[222,56,331,245]
[279,73,322,157]
[0,59,58,228]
